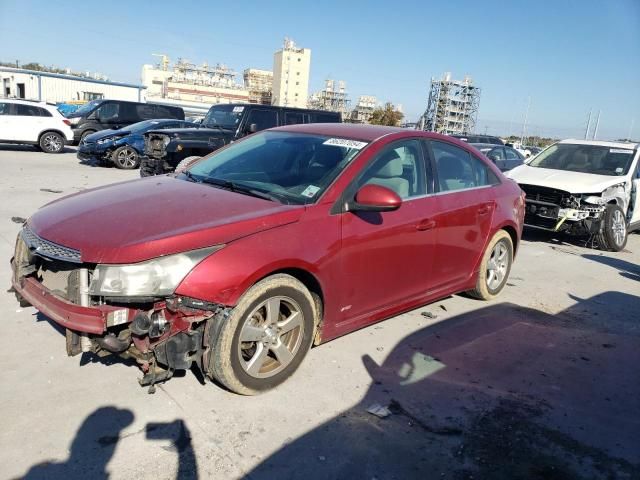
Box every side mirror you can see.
[348,184,402,212]
[247,123,258,134]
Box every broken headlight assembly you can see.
[89,246,222,297]
[97,135,124,145]
[583,183,625,206]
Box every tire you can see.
[139,157,160,177]
[596,204,627,252]
[79,130,95,143]
[112,146,140,169]
[468,230,514,300]
[207,274,317,395]
[39,131,65,154]
[175,156,201,173]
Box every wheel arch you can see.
[38,129,67,142]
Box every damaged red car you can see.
[11,124,525,395]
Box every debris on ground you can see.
[11,216,26,224]
[367,403,392,419]
[40,188,63,193]
[439,304,447,311]
[422,311,438,319]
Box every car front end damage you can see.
[520,182,629,234]
[10,225,228,392]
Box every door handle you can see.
[416,219,436,231]
[477,205,491,215]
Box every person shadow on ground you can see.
[21,406,134,480]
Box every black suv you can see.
[140,104,341,176]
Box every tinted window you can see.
[136,104,157,120]
[154,105,182,119]
[432,141,494,192]
[358,139,426,199]
[284,111,306,125]
[310,112,339,123]
[246,109,278,131]
[0,102,10,115]
[96,102,120,121]
[15,104,46,116]
[505,147,521,160]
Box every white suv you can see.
[0,99,74,153]
[506,139,640,251]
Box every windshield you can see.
[528,143,635,176]
[186,131,367,205]
[202,105,245,129]
[70,100,102,117]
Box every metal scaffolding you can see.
[418,73,481,135]
[349,95,378,124]
[308,79,351,117]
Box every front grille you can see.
[21,225,82,263]
[520,184,570,206]
[524,213,558,230]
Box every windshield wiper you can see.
[198,177,289,204]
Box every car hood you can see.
[86,129,131,142]
[28,176,303,264]
[505,164,626,193]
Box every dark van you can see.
[66,100,184,144]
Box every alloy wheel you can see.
[43,134,62,152]
[237,296,304,379]
[486,240,509,291]
[611,209,626,247]
[116,148,138,168]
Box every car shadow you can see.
[0,144,76,154]
[248,293,640,480]
[19,407,198,479]
[582,253,640,282]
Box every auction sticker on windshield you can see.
[301,185,321,198]
[233,106,245,113]
[323,138,368,149]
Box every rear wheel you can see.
[596,204,627,252]
[112,146,140,169]
[207,274,316,395]
[468,230,513,300]
[39,131,64,153]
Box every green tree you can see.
[369,102,404,126]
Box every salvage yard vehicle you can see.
[11,124,525,395]
[139,103,341,177]
[65,100,185,144]
[0,99,74,153]
[470,143,525,172]
[77,119,198,169]
[506,139,640,251]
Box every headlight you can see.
[97,136,122,145]
[89,246,222,296]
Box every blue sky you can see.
[1,0,639,140]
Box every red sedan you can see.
[11,124,525,394]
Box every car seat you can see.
[365,150,410,198]
[436,155,470,191]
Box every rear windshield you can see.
[528,143,635,176]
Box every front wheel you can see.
[207,274,316,395]
[112,146,140,169]
[468,230,514,300]
[39,132,65,153]
[596,204,627,252]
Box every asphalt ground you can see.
[0,145,638,479]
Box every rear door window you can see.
[431,141,496,192]
[0,102,9,115]
[284,111,307,125]
[15,104,43,116]
[246,109,278,131]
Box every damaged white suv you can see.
[506,139,640,251]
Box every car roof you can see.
[470,142,500,149]
[270,123,448,142]
[559,139,638,149]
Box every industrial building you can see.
[350,95,378,124]
[141,55,249,116]
[308,79,351,118]
[243,69,273,105]
[272,38,311,108]
[418,72,481,135]
[0,66,145,103]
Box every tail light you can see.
[63,119,72,126]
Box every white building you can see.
[272,38,311,108]
[0,67,145,103]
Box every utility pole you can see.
[520,96,531,146]
[592,110,601,140]
[584,109,592,140]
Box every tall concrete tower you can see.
[272,38,311,108]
